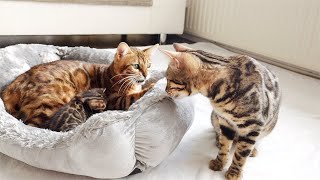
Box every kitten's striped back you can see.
[46,88,107,132]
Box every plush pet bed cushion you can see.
[0,44,194,179]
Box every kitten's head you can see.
[113,42,158,89]
[161,43,201,98]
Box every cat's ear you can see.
[117,42,132,58]
[143,44,159,56]
[173,43,193,52]
[160,49,180,59]
[159,49,181,68]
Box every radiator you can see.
[185,0,320,76]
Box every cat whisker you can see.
[122,81,134,95]
[110,73,136,80]
[110,73,127,80]
[118,78,134,95]
[120,81,130,96]
[112,76,133,88]
[121,76,137,95]
[121,79,135,96]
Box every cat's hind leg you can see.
[209,116,236,171]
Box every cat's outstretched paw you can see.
[225,168,242,180]
[144,83,155,92]
[88,99,107,112]
[209,159,223,171]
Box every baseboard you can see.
[180,34,320,80]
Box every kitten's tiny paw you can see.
[225,168,242,180]
[250,148,258,157]
[88,100,107,111]
[209,159,223,171]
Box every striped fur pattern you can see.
[162,43,281,180]
[1,42,158,128]
[46,88,107,132]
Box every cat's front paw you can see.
[209,159,223,171]
[144,83,155,92]
[225,167,242,180]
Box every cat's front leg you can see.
[142,82,155,92]
[209,117,236,171]
[110,84,155,110]
[225,127,261,180]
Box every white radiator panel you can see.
[185,0,320,73]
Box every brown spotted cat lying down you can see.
[161,44,281,180]
[1,42,158,129]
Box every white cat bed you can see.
[0,44,194,179]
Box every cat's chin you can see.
[132,84,142,92]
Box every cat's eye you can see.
[133,64,140,69]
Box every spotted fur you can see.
[46,88,107,132]
[162,43,281,180]
[1,42,158,128]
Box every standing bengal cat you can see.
[1,42,158,128]
[46,88,107,132]
[161,43,281,180]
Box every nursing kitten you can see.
[162,44,281,180]
[1,42,158,128]
[46,88,107,132]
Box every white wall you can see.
[0,0,186,35]
[185,0,320,74]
